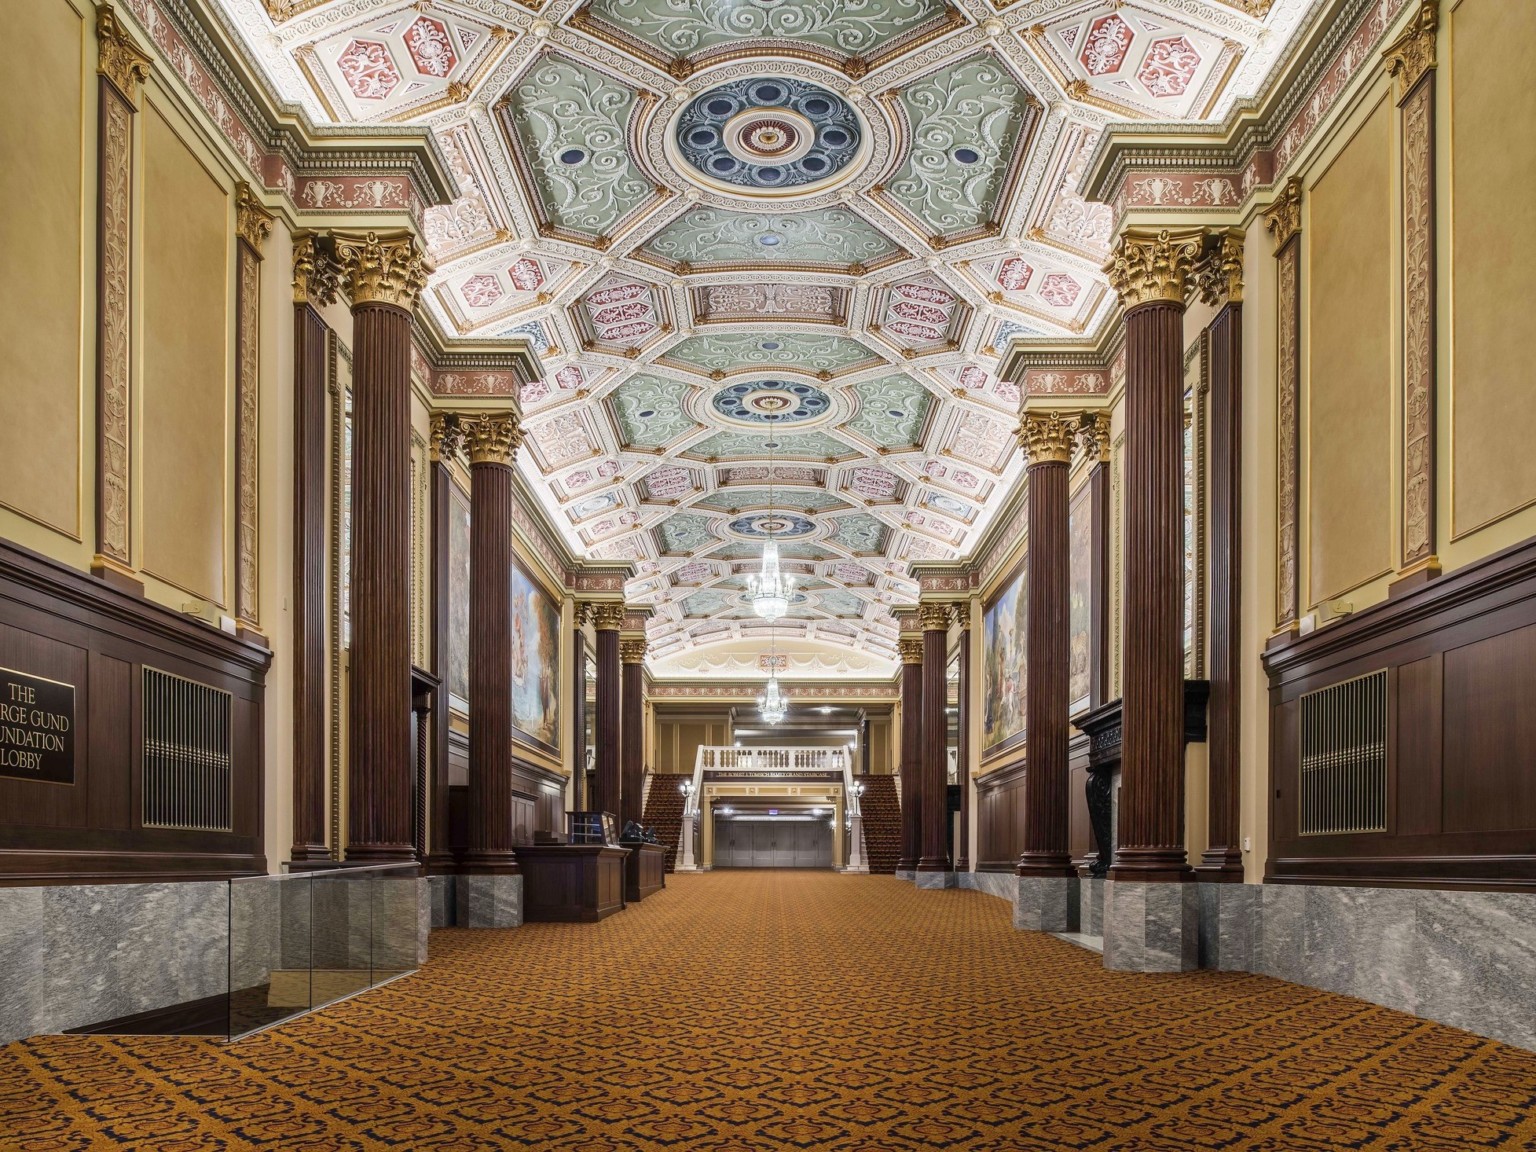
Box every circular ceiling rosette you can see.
[728,512,817,539]
[712,379,833,425]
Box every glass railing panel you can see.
[369,864,420,989]
[228,870,313,1041]
[309,867,374,1010]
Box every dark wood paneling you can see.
[0,540,270,882]
[445,744,565,860]
[974,757,1026,871]
[1264,534,1536,887]
[519,844,627,922]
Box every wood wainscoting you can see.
[445,727,566,861]
[1264,535,1536,888]
[973,734,1091,872]
[0,541,271,883]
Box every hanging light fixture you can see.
[747,438,795,621]
[758,610,787,725]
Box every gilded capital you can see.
[620,638,648,664]
[899,637,926,664]
[1103,228,1204,310]
[1018,411,1076,465]
[590,602,625,631]
[331,229,432,309]
[292,232,339,307]
[1196,229,1244,307]
[1263,177,1303,254]
[429,411,467,463]
[1076,411,1112,463]
[463,412,523,466]
[918,602,952,633]
[1383,0,1438,98]
[235,184,274,255]
[951,602,971,631]
[96,3,151,106]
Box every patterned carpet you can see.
[4,872,1536,1151]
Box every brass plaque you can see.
[0,666,75,784]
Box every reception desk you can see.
[621,841,667,903]
[517,845,629,922]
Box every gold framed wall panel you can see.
[0,0,88,541]
[1305,92,1396,608]
[137,94,231,606]
[1448,0,1536,541]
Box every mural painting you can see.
[983,557,1027,755]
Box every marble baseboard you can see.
[429,874,455,928]
[0,881,231,1045]
[1197,883,1258,973]
[914,871,958,890]
[455,874,524,929]
[1104,881,1200,973]
[1080,878,1105,937]
[1015,876,1079,933]
[895,869,916,882]
[962,871,1017,903]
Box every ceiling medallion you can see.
[712,379,832,425]
[730,512,816,539]
[673,76,865,197]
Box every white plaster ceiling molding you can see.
[202,0,1326,661]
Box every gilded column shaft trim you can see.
[1263,177,1303,254]
[1104,228,1204,310]
[1399,38,1436,568]
[917,602,952,633]
[898,637,925,664]
[1383,0,1438,100]
[331,230,432,309]
[292,232,340,307]
[590,602,626,631]
[95,78,134,570]
[462,412,523,467]
[620,638,648,664]
[1018,411,1077,465]
[96,3,151,106]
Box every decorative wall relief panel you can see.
[447,482,470,708]
[509,555,561,754]
[1068,481,1092,713]
[983,557,1026,757]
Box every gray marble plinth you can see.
[914,870,957,890]
[428,875,455,928]
[1104,880,1200,972]
[369,876,426,970]
[455,874,524,929]
[1197,882,1258,972]
[895,869,916,882]
[0,881,230,1045]
[1079,878,1105,937]
[1015,876,1079,933]
[962,871,1016,902]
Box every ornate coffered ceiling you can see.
[216,0,1321,674]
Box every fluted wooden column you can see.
[1105,228,1203,882]
[897,635,924,872]
[955,606,972,872]
[918,604,952,872]
[571,613,589,812]
[620,638,646,829]
[463,413,524,872]
[426,414,465,868]
[1016,412,1078,877]
[335,230,430,863]
[591,603,625,818]
[1196,234,1246,881]
[290,235,339,862]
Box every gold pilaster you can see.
[1196,228,1244,307]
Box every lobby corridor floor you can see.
[3,872,1535,1150]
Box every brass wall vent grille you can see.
[1299,669,1388,836]
[142,667,233,832]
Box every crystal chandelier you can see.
[747,439,795,621]
[757,669,786,725]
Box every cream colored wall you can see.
[0,0,88,546]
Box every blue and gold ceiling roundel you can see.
[676,77,862,194]
[712,379,833,424]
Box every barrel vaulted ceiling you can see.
[217,0,1320,676]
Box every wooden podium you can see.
[516,844,629,922]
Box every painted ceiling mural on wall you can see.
[217,0,1320,675]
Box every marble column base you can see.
[1197,881,1257,972]
[428,874,455,928]
[895,869,916,882]
[1015,876,1080,933]
[454,873,524,929]
[914,870,957,890]
[1079,877,1106,937]
[959,871,1016,902]
[1103,880,1200,973]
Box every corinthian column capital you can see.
[331,229,432,309]
[463,412,523,466]
[292,231,340,307]
[620,638,648,665]
[1104,227,1205,310]
[590,602,626,632]
[1196,228,1244,307]
[96,3,151,106]
[1017,410,1077,465]
[918,602,952,633]
[1383,0,1438,97]
[1263,177,1304,253]
[899,637,926,664]
[236,184,274,255]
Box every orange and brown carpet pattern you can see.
[4,872,1536,1151]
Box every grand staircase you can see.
[642,774,692,873]
[856,774,901,874]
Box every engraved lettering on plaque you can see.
[0,667,76,784]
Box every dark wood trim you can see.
[1089,461,1111,710]
[955,624,971,872]
[1199,301,1244,881]
[897,657,922,871]
[918,621,950,871]
[593,625,621,819]
[425,458,455,871]
[291,302,330,862]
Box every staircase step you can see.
[856,774,901,875]
[641,774,693,873]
